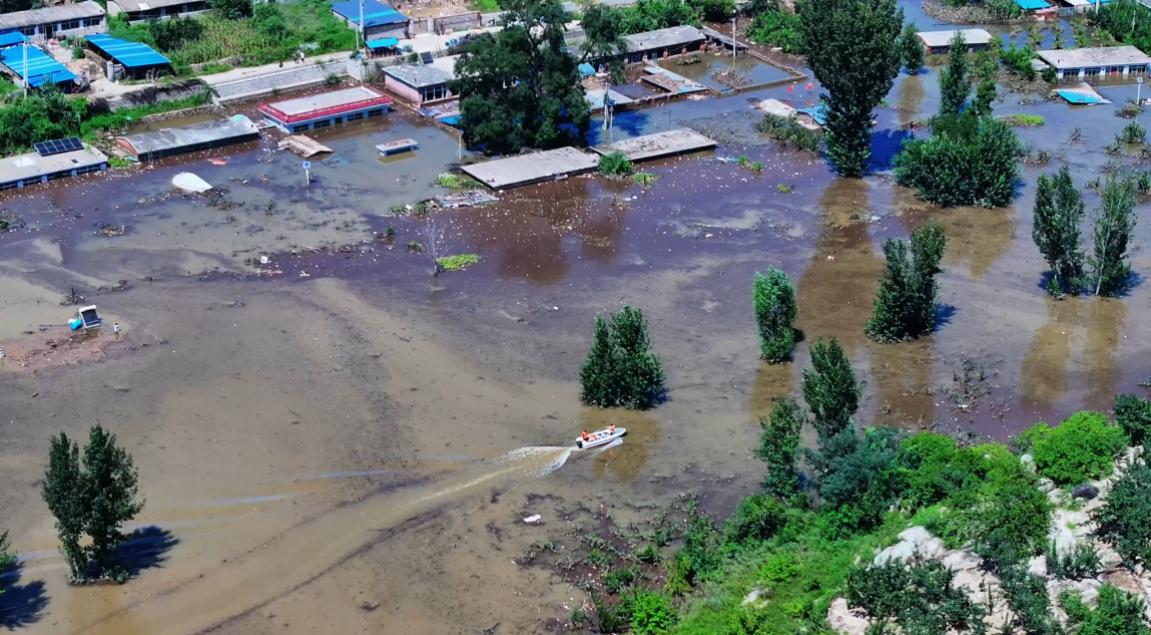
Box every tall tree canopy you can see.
[454,0,590,154]
[798,0,903,177]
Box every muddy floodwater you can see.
[4,27,1151,633]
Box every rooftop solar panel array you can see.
[34,137,84,157]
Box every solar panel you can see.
[34,137,83,157]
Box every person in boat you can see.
[608,423,616,434]
[582,430,590,442]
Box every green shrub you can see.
[894,114,1022,208]
[753,268,797,362]
[604,567,638,593]
[808,428,904,534]
[760,552,799,582]
[746,9,803,53]
[756,114,821,152]
[1094,461,1151,568]
[435,254,480,272]
[633,172,657,186]
[1045,540,1100,580]
[1000,565,1061,635]
[630,590,677,634]
[724,493,788,544]
[579,305,666,410]
[802,338,862,443]
[947,451,1051,566]
[756,399,803,498]
[598,151,634,177]
[1062,584,1151,634]
[846,559,986,633]
[1022,411,1127,485]
[865,221,947,343]
[896,432,976,509]
[1116,393,1151,446]
[1119,120,1148,144]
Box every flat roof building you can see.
[461,147,599,189]
[382,57,456,106]
[116,114,260,161]
[106,0,209,22]
[257,86,393,133]
[331,0,408,40]
[86,33,170,79]
[621,25,705,63]
[0,1,106,41]
[592,128,716,162]
[916,29,993,55]
[0,144,108,191]
[1037,45,1151,80]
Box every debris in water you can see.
[523,514,542,525]
[172,172,213,193]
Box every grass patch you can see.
[81,90,212,138]
[599,151,634,177]
[469,0,501,11]
[436,172,480,189]
[1001,113,1046,127]
[757,114,821,153]
[633,172,658,186]
[436,253,480,271]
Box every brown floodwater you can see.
[2,60,1151,634]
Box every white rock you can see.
[942,550,983,572]
[1027,555,1047,577]
[1021,453,1036,472]
[827,598,870,635]
[523,514,542,524]
[898,526,933,546]
[873,540,916,565]
[742,586,769,608]
[1097,543,1124,569]
[1038,477,1057,493]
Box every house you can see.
[0,44,77,89]
[0,142,107,191]
[257,86,393,133]
[1015,0,1059,19]
[85,34,170,80]
[382,58,456,106]
[621,25,705,64]
[1036,45,1151,80]
[916,29,992,55]
[331,0,408,41]
[0,1,106,42]
[106,0,209,22]
[116,115,260,161]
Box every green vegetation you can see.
[633,172,658,186]
[1002,113,1045,127]
[1119,120,1148,144]
[894,38,1021,208]
[109,0,355,69]
[753,268,797,362]
[971,48,998,118]
[1033,166,1086,296]
[1116,394,1151,447]
[599,151,635,177]
[631,590,677,633]
[866,221,947,342]
[746,9,803,53]
[1090,175,1137,296]
[435,172,480,189]
[802,338,860,442]
[580,305,666,410]
[1063,584,1151,634]
[847,559,985,633]
[1000,44,1038,80]
[435,254,481,272]
[455,0,589,154]
[42,426,143,583]
[0,530,14,588]
[898,22,925,74]
[755,399,802,498]
[1046,541,1101,580]
[756,114,821,152]
[1094,461,1151,568]
[1021,412,1127,485]
[798,0,903,176]
[1091,0,1151,57]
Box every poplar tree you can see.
[1090,176,1137,296]
[866,222,947,342]
[938,32,970,117]
[898,23,925,74]
[753,268,798,363]
[798,0,903,176]
[579,305,666,410]
[1032,166,1085,295]
[802,338,861,442]
[755,399,803,498]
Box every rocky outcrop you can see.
[827,597,870,635]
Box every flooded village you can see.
[4,0,1151,631]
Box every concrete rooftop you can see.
[592,128,717,162]
[0,146,107,186]
[461,147,599,189]
[1037,45,1151,69]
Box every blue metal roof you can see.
[1056,89,1105,105]
[797,104,828,126]
[366,36,400,49]
[0,31,26,48]
[0,45,76,87]
[85,34,170,68]
[331,0,407,28]
[578,62,595,77]
[1015,0,1050,10]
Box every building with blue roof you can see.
[331,0,408,41]
[0,44,77,89]
[86,34,171,79]
[1014,0,1051,10]
[0,32,26,49]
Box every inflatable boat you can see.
[575,426,627,449]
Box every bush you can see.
[1119,120,1147,144]
[1000,44,1037,80]
[846,559,986,633]
[802,338,861,443]
[210,0,254,20]
[895,115,1022,208]
[746,10,803,53]
[753,268,797,362]
[756,114,821,152]
[630,590,677,634]
[1021,411,1127,485]
[756,399,803,498]
[1045,541,1100,580]
[896,432,976,509]
[598,151,634,177]
[866,221,946,343]
[725,493,788,544]
[435,254,480,272]
[604,567,638,593]
[952,457,1051,566]
[808,428,904,534]
[579,305,666,409]
[1094,461,1151,568]
[1062,584,1151,634]
[1116,393,1151,446]
[1000,565,1061,635]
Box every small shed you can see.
[916,29,993,55]
[331,0,408,40]
[0,45,76,89]
[382,60,455,106]
[622,25,705,64]
[86,34,171,79]
[0,32,26,49]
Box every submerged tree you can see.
[898,23,925,74]
[42,426,143,583]
[798,0,903,177]
[1032,166,1086,296]
[866,222,947,342]
[970,49,998,118]
[454,0,590,154]
[0,530,14,582]
[938,32,970,117]
[579,305,666,409]
[1116,393,1151,447]
[753,268,798,363]
[802,338,861,442]
[755,398,803,498]
[1089,175,1137,297]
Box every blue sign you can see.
[302,161,312,170]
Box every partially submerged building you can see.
[1036,45,1151,80]
[0,139,107,191]
[257,86,393,133]
[0,1,106,41]
[382,58,456,106]
[622,25,705,64]
[116,114,260,161]
[331,0,408,41]
[916,29,992,55]
[106,0,209,22]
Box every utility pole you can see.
[22,38,28,98]
[732,15,737,62]
[358,0,365,53]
